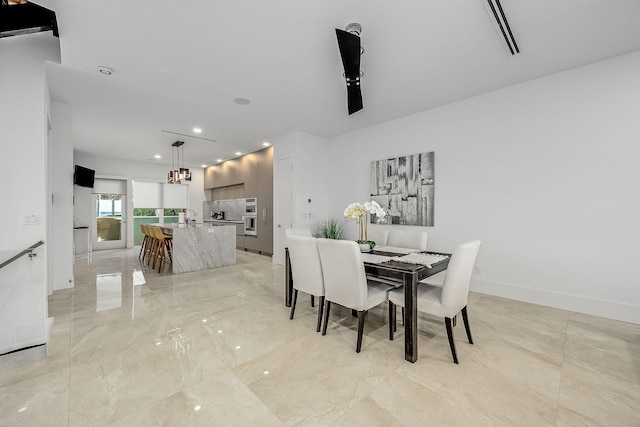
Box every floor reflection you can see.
[132,269,145,319]
[95,273,122,312]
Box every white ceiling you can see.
[39,0,640,169]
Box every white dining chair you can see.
[285,228,316,307]
[317,238,393,353]
[287,235,325,332]
[387,229,428,251]
[285,228,312,238]
[366,226,389,247]
[388,240,481,364]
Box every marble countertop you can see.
[149,222,235,230]
[204,219,244,224]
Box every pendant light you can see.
[167,141,191,184]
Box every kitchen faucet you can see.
[186,209,197,223]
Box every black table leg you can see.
[285,247,293,307]
[404,271,418,363]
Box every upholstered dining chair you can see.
[285,228,316,307]
[387,229,428,251]
[285,228,312,238]
[317,238,393,353]
[287,235,325,332]
[367,226,389,247]
[388,240,481,364]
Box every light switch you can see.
[23,214,39,225]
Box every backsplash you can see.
[203,198,245,221]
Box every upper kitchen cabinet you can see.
[240,152,258,182]
[257,146,273,180]
[205,146,272,192]
[204,165,217,189]
[222,158,242,186]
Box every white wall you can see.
[325,51,640,324]
[0,33,59,250]
[0,32,61,353]
[72,152,206,248]
[272,132,330,264]
[49,101,74,290]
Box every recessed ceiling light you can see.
[154,154,161,159]
[233,98,251,105]
[262,142,270,147]
[216,159,223,163]
[193,128,202,134]
[98,66,113,76]
[201,164,207,168]
[235,152,242,156]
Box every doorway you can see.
[92,178,127,250]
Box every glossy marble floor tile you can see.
[1,247,639,426]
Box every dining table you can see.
[284,245,450,363]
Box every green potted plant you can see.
[316,218,345,239]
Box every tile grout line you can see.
[554,310,571,424]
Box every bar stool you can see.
[144,224,159,266]
[139,224,151,262]
[146,225,159,266]
[151,226,173,272]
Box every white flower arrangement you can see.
[344,201,387,224]
[344,200,387,244]
[344,203,366,222]
[364,200,387,224]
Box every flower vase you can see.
[358,213,370,252]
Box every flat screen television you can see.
[74,165,95,188]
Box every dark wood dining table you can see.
[284,247,450,363]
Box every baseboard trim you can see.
[471,278,640,324]
[0,317,53,371]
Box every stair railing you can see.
[0,240,45,270]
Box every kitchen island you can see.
[151,223,236,273]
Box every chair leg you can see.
[166,239,173,262]
[139,235,147,260]
[311,295,314,307]
[356,311,366,353]
[388,302,395,340]
[316,296,325,333]
[147,238,157,266]
[290,289,298,320]
[321,301,331,335]
[461,306,473,344]
[445,317,459,364]
[152,240,159,268]
[156,241,165,272]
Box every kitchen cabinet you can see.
[204,166,215,189]
[221,158,241,186]
[256,147,273,255]
[205,146,273,254]
[240,152,258,182]
[244,235,258,251]
[257,176,273,254]
[244,179,258,198]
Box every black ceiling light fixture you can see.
[335,23,364,115]
[483,0,519,55]
[0,0,58,38]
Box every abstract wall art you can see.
[370,151,434,226]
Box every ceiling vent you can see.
[483,0,519,55]
[0,1,58,39]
